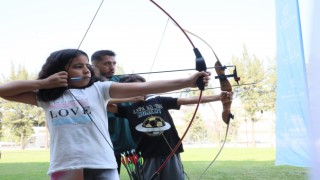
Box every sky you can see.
[0,0,277,82]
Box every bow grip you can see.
[194,48,207,90]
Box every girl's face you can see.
[66,55,91,88]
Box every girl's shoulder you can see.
[91,81,113,95]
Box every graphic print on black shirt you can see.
[135,115,171,136]
[117,96,184,158]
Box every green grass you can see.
[0,150,50,180]
[0,148,308,180]
[181,148,308,180]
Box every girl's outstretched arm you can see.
[109,71,210,99]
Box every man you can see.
[91,50,137,174]
[91,50,116,81]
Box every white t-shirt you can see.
[37,81,116,175]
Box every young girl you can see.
[0,49,210,180]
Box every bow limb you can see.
[182,26,234,124]
[149,0,207,179]
[178,29,242,179]
[181,27,240,124]
[215,60,233,124]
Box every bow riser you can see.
[215,60,234,124]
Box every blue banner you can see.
[307,0,320,179]
[275,0,311,167]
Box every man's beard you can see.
[101,72,114,78]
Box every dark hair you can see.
[37,49,95,102]
[91,50,116,63]
[119,74,146,83]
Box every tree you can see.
[0,65,46,149]
[181,109,207,143]
[231,45,276,147]
[2,102,35,149]
[261,58,277,112]
[0,110,3,141]
[0,77,5,142]
[115,64,125,75]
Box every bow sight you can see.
[214,65,241,85]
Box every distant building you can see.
[27,127,47,148]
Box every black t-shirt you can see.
[117,96,184,158]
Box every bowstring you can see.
[149,0,205,178]
[146,17,170,81]
[183,28,233,179]
[65,0,114,150]
[158,10,235,179]
[148,16,191,179]
[66,0,105,71]
[198,123,230,179]
[160,132,191,180]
